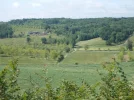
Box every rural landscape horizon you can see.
[0,0,134,99]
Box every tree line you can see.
[1,17,134,45]
[9,17,134,44]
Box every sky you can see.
[0,0,134,21]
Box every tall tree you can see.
[126,39,133,51]
[0,23,13,38]
[26,35,31,43]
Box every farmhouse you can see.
[28,32,40,35]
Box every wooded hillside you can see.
[8,17,134,45]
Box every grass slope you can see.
[76,38,122,50]
[62,50,118,64]
[1,60,134,89]
[77,38,106,47]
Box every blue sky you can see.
[0,0,134,21]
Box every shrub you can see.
[41,37,47,44]
[75,62,78,65]
[57,54,64,63]
[84,45,89,50]
[64,47,70,53]
[26,35,31,43]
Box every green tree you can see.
[0,24,13,38]
[57,54,64,62]
[64,47,71,53]
[41,37,47,44]
[26,35,31,43]
[0,59,20,99]
[106,40,112,45]
[126,39,133,51]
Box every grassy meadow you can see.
[76,37,124,50]
[0,35,134,89]
[1,57,134,89]
[62,50,119,64]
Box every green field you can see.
[17,62,134,89]
[62,50,119,64]
[76,38,106,47]
[1,59,134,89]
[1,50,134,89]
[0,36,134,89]
[76,38,124,50]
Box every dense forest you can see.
[1,17,134,45]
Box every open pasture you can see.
[62,50,119,64]
[1,59,134,89]
[76,38,122,51]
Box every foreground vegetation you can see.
[1,59,134,99]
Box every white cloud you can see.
[6,0,134,21]
[31,3,41,7]
[12,2,20,8]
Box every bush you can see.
[26,35,31,43]
[64,47,70,53]
[84,45,89,50]
[57,54,64,62]
[41,37,47,44]
[75,62,78,65]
